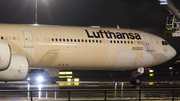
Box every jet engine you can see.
[0,55,29,81]
[0,42,11,70]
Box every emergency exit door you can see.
[144,35,154,52]
[22,30,34,48]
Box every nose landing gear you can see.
[130,68,144,85]
[130,76,141,85]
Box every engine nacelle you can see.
[0,41,11,70]
[0,55,29,81]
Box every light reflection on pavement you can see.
[0,81,180,100]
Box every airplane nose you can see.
[167,46,176,60]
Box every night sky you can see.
[0,0,179,62]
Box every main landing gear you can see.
[130,68,144,85]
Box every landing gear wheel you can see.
[135,77,141,85]
[130,76,141,85]
[130,77,134,84]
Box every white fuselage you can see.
[0,24,176,70]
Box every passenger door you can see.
[22,30,34,48]
[143,35,154,52]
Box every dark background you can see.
[0,0,179,63]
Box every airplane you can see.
[0,23,176,85]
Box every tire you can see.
[130,76,141,85]
[135,77,141,85]
[130,77,134,84]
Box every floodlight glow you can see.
[149,74,154,77]
[160,2,168,5]
[149,70,154,73]
[159,0,167,1]
[169,67,173,70]
[37,76,44,82]
[33,24,39,26]
[27,78,30,81]
[159,0,168,5]
[149,82,154,85]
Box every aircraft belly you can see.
[114,50,137,68]
[141,51,154,67]
[31,41,119,70]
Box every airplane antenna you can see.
[117,25,120,29]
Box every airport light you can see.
[149,70,154,73]
[176,71,178,75]
[59,76,72,78]
[159,0,168,5]
[160,2,168,5]
[169,67,173,70]
[149,82,154,85]
[149,74,154,77]
[37,76,44,82]
[74,78,80,86]
[74,78,79,82]
[59,71,72,75]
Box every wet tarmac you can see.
[0,81,180,101]
[1,65,180,100]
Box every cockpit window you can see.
[162,41,168,45]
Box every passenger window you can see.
[89,40,91,43]
[96,40,98,43]
[63,39,65,42]
[71,39,73,42]
[92,40,94,43]
[55,38,58,41]
[128,41,130,44]
[138,41,140,44]
[131,41,133,44]
[74,39,76,42]
[67,39,69,42]
[59,38,61,41]
[117,41,119,43]
[110,40,112,43]
[1,36,3,40]
[78,39,80,42]
[85,39,87,42]
[124,41,126,44]
[100,40,102,43]
[82,39,84,42]
[52,38,54,41]
[121,41,123,44]
[134,41,137,44]
[114,40,116,43]
[13,37,16,40]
